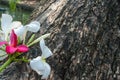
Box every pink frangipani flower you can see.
[0,30,29,54]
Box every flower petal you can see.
[40,39,52,58]
[30,56,45,75]
[17,45,29,53]
[10,30,17,47]
[1,14,12,32]
[0,50,8,61]
[41,62,51,79]
[0,30,5,41]
[14,26,25,40]
[6,46,17,54]
[25,21,40,32]
[10,21,22,29]
[0,41,8,46]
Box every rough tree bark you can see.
[0,0,120,80]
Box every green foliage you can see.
[9,0,20,12]
[13,8,30,24]
[8,0,29,24]
[0,4,30,25]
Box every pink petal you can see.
[10,30,17,47]
[17,45,29,53]
[0,41,8,46]
[6,46,17,54]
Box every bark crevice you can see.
[0,0,120,80]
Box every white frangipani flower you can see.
[40,38,52,58]
[14,26,26,40]
[1,14,12,32]
[30,39,52,79]
[14,21,40,40]
[41,62,51,79]
[25,21,40,32]
[0,14,22,41]
[0,14,40,41]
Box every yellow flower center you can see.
[41,57,46,62]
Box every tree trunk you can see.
[0,0,120,80]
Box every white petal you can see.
[10,21,22,29]
[25,21,40,32]
[30,56,45,75]
[1,14,12,32]
[0,30,5,41]
[40,39,53,58]
[41,62,51,79]
[14,26,25,40]
[42,46,53,58]
[40,39,45,51]
[0,50,8,61]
